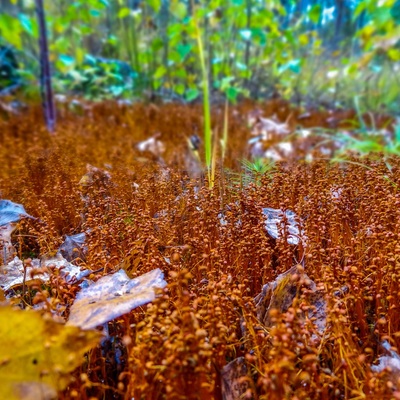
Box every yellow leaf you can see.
[298,33,309,46]
[0,306,100,400]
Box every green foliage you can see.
[334,121,400,159]
[240,157,275,187]
[331,96,400,173]
[0,46,20,90]
[57,55,136,99]
[0,0,398,109]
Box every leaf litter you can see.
[0,255,92,293]
[0,200,35,265]
[262,207,305,246]
[67,268,167,330]
[0,200,34,226]
[0,305,100,400]
[0,198,167,396]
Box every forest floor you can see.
[1,99,400,400]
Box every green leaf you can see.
[309,5,321,24]
[75,47,85,64]
[59,54,75,66]
[395,123,400,144]
[298,33,309,46]
[186,88,199,101]
[220,76,234,91]
[235,61,247,71]
[19,14,35,37]
[374,6,393,26]
[353,141,383,153]
[171,2,187,19]
[392,1,400,22]
[177,43,191,60]
[175,83,185,95]
[118,7,131,18]
[226,86,239,102]
[148,0,161,12]
[151,37,164,52]
[153,65,167,79]
[89,9,101,17]
[278,59,302,74]
[250,28,267,46]
[68,69,85,83]
[387,48,400,61]
[0,15,22,49]
[174,68,187,79]
[167,22,183,38]
[106,35,118,46]
[354,2,367,19]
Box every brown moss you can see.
[1,100,400,399]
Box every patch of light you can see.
[322,7,335,25]
[326,70,338,79]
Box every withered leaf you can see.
[68,268,167,330]
[0,306,100,400]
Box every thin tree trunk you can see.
[203,1,213,92]
[160,0,170,85]
[334,0,344,44]
[243,0,252,90]
[35,0,56,133]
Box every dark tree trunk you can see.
[35,0,56,133]
[334,0,344,43]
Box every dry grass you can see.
[1,101,400,399]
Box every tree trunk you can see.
[35,0,56,133]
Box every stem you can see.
[195,21,212,187]
[221,99,229,161]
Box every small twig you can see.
[21,258,30,309]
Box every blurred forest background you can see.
[1,0,400,113]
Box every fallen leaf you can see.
[262,147,283,162]
[221,357,252,400]
[0,257,43,292]
[42,255,93,283]
[255,265,326,341]
[58,232,87,262]
[0,305,100,400]
[1,223,17,264]
[67,268,167,330]
[371,340,400,389]
[0,255,90,292]
[0,200,33,226]
[262,207,304,245]
[136,136,165,157]
[78,164,111,189]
